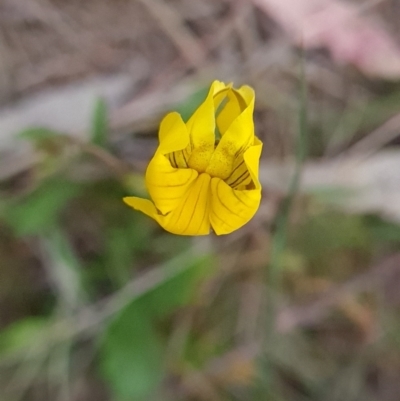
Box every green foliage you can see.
[99,254,213,400]
[18,127,61,144]
[43,228,85,307]
[100,302,164,401]
[295,211,370,256]
[0,318,49,356]
[365,215,400,244]
[91,98,108,148]
[5,178,81,236]
[140,254,213,318]
[104,227,137,286]
[290,210,371,278]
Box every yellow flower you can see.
[123,81,262,236]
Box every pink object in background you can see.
[252,0,400,79]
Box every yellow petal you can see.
[209,177,261,235]
[216,86,254,135]
[187,81,228,172]
[124,174,211,236]
[167,148,191,169]
[146,151,199,215]
[123,196,161,223]
[225,155,252,190]
[158,173,211,235]
[206,86,255,180]
[216,90,242,135]
[158,112,189,154]
[243,139,262,190]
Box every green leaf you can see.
[91,98,108,148]
[5,178,81,236]
[43,228,85,307]
[99,253,213,400]
[18,127,60,143]
[100,302,164,401]
[18,127,66,156]
[366,215,400,243]
[141,253,213,318]
[0,318,49,356]
[104,227,135,287]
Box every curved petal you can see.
[206,86,255,180]
[225,155,252,190]
[123,197,161,223]
[158,173,211,235]
[124,174,211,236]
[146,151,199,215]
[225,138,262,190]
[236,85,255,106]
[146,152,198,214]
[209,177,261,235]
[187,81,228,172]
[243,139,262,190]
[216,86,254,135]
[167,147,192,168]
[158,112,190,154]
[215,94,241,136]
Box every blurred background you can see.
[2,0,400,400]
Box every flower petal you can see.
[124,174,211,236]
[123,196,161,223]
[243,139,262,190]
[167,149,190,169]
[225,156,252,190]
[158,112,190,154]
[146,151,199,215]
[187,80,228,172]
[206,86,255,180]
[216,86,254,135]
[209,177,261,235]
[159,173,211,235]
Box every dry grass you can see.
[1,1,400,401]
